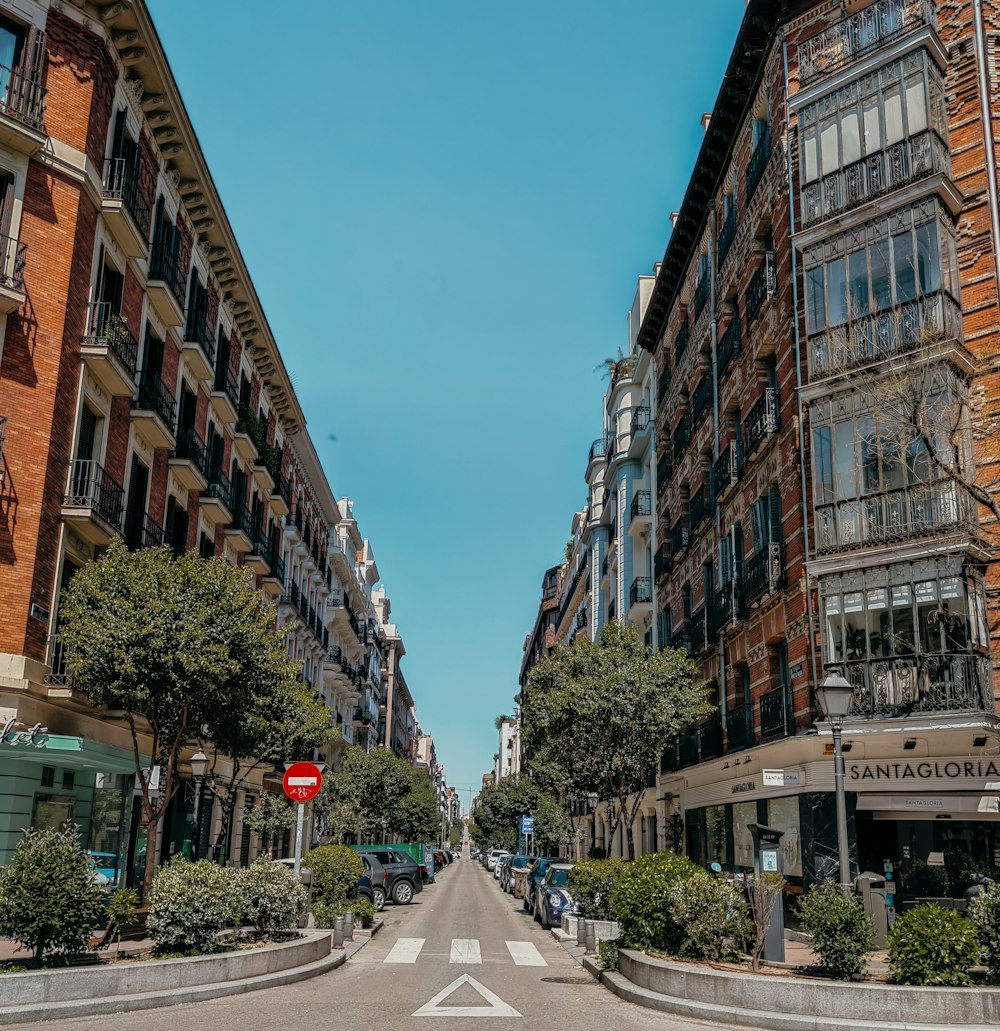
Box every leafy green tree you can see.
[243,792,296,848]
[58,541,306,897]
[467,777,572,854]
[522,621,706,859]
[0,827,103,964]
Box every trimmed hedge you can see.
[610,851,702,953]
[887,905,978,986]
[567,859,627,921]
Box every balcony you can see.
[653,544,670,581]
[610,355,636,390]
[815,480,979,557]
[720,203,739,265]
[102,158,151,258]
[807,290,963,381]
[802,129,950,229]
[588,437,607,466]
[717,312,741,381]
[693,271,710,321]
[726,705,754,752]
[744,541,784,605]
[656,452,672,496]
[269,469,291,519]
[147,226,185,327]
[657,365,671,409]
[0,61,46,153]
[168,426,210,492]
[713,440,743,502]
[629,576,652,608]
[182,310,217,382]
[674,319,690,365]
[744,387,779,458]
[688,607,707,654]
[630,404,650,439]
[826,652,994,719]
[689,482,713,535]
[745,251,775,327]
[760,686,793,741]
[62,459,124,544]
[798,0,936,88]
[715,578,745,629]
[746,127,771,203]
[199,469,234,525]
[43,634,80,696]
[132,371,176,449]
[671,622,691,655]
[0,234,25,313]
[225,504,255,553]
[234,403,262,465]
[698,713,722,760]
[261,550,285,598]
[245,532,273,575]
[81,302,138,396]
[672,414,691,461]
[669,518,690,558]
[629,489,652,530]
[124,508,165,550]
[692,374,711,423]
[210,366,239,426]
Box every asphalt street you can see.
[33,853,754,1031]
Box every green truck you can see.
[349,842,435,883]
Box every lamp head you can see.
[190,750,209,779]
[816,673,854,721]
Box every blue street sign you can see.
[521,815,534,834]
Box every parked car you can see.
[522,857,558,915]
[495,854,512,884]
[358,848,423,905]
[353,872,375,907]
[486,848,509,872]
[360,853,388,910]
[504,854,534,894]
[535,863,578,929]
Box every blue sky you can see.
[149,0,742,807]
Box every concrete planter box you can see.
[561,916,619,942]
[608,949,1000,1031]
[0,931,332,1008]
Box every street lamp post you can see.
[815,674,854,890]
[586,792,598,860]
[189,750,209,861]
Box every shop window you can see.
[40,765,54,788]
[61,769,75,790]
[31,794,75,832]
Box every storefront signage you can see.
[731,779,757,795]
[0,720,49,747]
[849,759,1000,783]
[763,770,802,788]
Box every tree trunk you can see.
[626,824,635,861]
[142,806,161,901]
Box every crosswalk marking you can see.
[384,937,425,964]
[505,940,547,967]
[449,938,482,963]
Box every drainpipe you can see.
[972,0,1000,304]
[708,228,728,717]
[782,35,821,697]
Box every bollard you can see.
[333,916,345,949]
[584,919,596,954]
[344,912,355,940]
[576,916,588,947]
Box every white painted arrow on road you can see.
[412,974,521,1018]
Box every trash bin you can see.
[513,867,529,900]
[855,871,889,948]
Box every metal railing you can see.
[103,157,152,242]
[825,652,994,718]
[745,251,775,326]
[64,459,124,529]
[698,713,722,760]
[815,480,978,555]
[726,705,754,752]
[653,545,670,581]
[0,62,46,131]
[228,503,255,541]
[44,633,79,690]
[692,374,711,422]
[629,576,652,607]
[693,271,710,320]
[715,577,745,628]
[744,387,779,456]
[124,508,164,550]
[84,302,139,380]
[250,532,273,569]
[149,223,185,310]
[713,440,743,500]
[718,205,737,267]
[183,309,217,366]
[672,414,691,460]
[689,481,712,533]
[212,365,240,414]
[802,129,950,228]
[203,468,234,512]
[268,550,286,585]
[674,319,690,365]
[746,127,771,202]
[744,541,784,604]
[630,404,650,437]
[689,607,706,653]
[630,490,652,522]
[134,370,176,432]
[588,437,606,464]
[656,453,672,495]
[0,234,25,293]
[670,518,690,557]
[760,686,793,741]
[171,426,209,478]
[657,365,671,408]
[798,0,936,87]
[807,290,963,380]
[717,312,741,380]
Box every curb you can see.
[0,926,379,1025]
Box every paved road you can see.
[36,854,749,1031]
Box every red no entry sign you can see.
[282,761,323,803]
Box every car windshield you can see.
[549,869,570,887]
[512,856,530,868]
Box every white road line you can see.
[384,937,425,964]
[505,940,547,967]
[449,938,482,963]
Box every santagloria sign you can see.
[849,759,1000,782]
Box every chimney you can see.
[670,211,680,230]
[701,112,712,133]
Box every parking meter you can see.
[855,871,889,948]
[748,823,785,963]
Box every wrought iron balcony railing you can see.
[656,452,672,495]
[672,414,691,461]
[715,577,745,628]
[183,309,217,366]
[718,205,737,267]
[692,374,711,422]
[653,544,670,581]
[688,606,707,653]
[744,541,784,605]
[815,480,979,556]
[0,61,46,131]
[825,652,994,719]
[698,713,722,760]
[745,251,775,326]
[746,127,771,202]
[630,490,652,522]
[657,365,671,408]
[670,518,690,558]
[674,318,690,365]
[717,312,741,380]
[134,370,177,432]
[250,532,274,568]
[149,223,185,309]
[172,426,210,477]
[0,234,26,293]
[44,633,78,690]
[588,437,606,464]
[629,576,652,607]
[807,290,963,380]
[212,365,240,415]
[84,302,139,380]
[726,705,754,752]
[124,508,165,550]
[760,685,793,741]
[203,468,234,511]
[693,270,710,320]
[744,387,779,457]
[798,0,936,87]
[802,129,950,229]
[630,404,650,437]
[65,459,124,529]
[713,440,743,501]
[689,481,712,533]
[103,157,152,242]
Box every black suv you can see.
[358,848,423,905]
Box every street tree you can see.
[467,777,573,855]
[522,620,706,859]
[58,541,306,897]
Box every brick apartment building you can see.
[0,0,421,885]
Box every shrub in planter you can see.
[233,857,306,937]
[0,827,103,963]
[669,872,750,962]
[970,881,1000,983]
[887,904,979,986]
[610,851,702,953]
[798,880,874,980]
[567,859,627,921]
[148,858,237,954]
[312,896,376,929]
[302,845,363,910]
[598,937,620,972]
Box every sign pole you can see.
[293,801,305,876]
[282,761,324,878]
